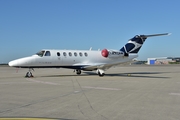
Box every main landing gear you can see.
[25,68,34,78]
[96,69,105,77]
[76,69,81,75]
[74,69,105,77]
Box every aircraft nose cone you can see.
[8,60,18,67]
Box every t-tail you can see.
[120,33,170,56]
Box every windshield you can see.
[36,50,45,57]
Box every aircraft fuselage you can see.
[9,49,138,70]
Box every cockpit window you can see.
[44,51,51,56]
[36,50,45,57]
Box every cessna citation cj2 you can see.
[9,33,170,77]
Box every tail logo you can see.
[120,35,147,54]
[120,33,170,55]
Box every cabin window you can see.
[79,52,83,57]
[57,52,60,56]
[74,52,77,57]
[63,52,67,56]
[36,50,45,57]
[44,51,51,56]
[69,52,72,56]
[84,52,88,57]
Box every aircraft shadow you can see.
[40,71,170,79]
[0,117,76,120]
[84,71,170,79]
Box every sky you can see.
[0,0,180,63]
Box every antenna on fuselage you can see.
[89,47,92,51]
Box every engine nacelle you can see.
[101,49,125,58]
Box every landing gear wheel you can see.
[96,69,105,77]
[98,72,105,77]
[25,71,34,78]
[76,69,81,75]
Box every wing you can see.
[73,63,106,71]
[73,62,132,71]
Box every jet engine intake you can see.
[101,49,125,58]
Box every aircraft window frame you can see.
[69,52,72,57]
[57,52,60,56]
[84,52,88,57]
[36,50,45,57]
[74,52,77,57]
[44,51,51,56]
[63,52,67,56]
[79,52,83,57]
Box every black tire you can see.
[76,70,81,75]
[25,72,33,78]
[98,72,105,77]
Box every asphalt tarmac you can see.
[0,65,180,120]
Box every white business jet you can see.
[9,33,170,77]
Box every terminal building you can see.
[147,57,180,65]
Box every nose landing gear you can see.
[25,68,34,78]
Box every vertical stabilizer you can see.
[120,33,170,55]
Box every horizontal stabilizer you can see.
[144,33,171,38]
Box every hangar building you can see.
[147,57,180,65]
